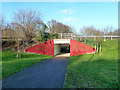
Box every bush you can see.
[49,33,58,39]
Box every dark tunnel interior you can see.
[60,44,70,53]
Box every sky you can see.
[2,2,118,33]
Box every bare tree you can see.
[47,20,72,33]
[112,29,119,35]
[80,26,98,36]
[12,9,44,43]
[1,16,6,35]
[103,25,113,35]
[47,20,57,33]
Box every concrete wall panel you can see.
[54,44,61,56]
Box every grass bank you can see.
[2,50,53,79]
[64,40,118,88]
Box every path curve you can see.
[2,57,68,88]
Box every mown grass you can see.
[64,40,118,88]
[2,50,53,79]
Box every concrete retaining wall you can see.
[54,44,61,56]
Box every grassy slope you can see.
[2,50,53,79]
[64,40,118,88]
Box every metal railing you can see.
[1,34,120,41]
[58,33,120,40]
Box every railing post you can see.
[23,40,24,51]
[104,36,106,41]
[111,36,112,40]
[71,34,73,39]
[100,44,101,56]
[80,36,82,41]
[94,36,96,41]
[61,33,62,39]
[85,37,86,42]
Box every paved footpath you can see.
[2,57,68,88]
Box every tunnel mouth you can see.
[61,44,70,53]
[54,39,70,56]
[54,44,70,56]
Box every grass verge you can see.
[2,49,53,79]
[64,40,118,88]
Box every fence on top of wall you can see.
[57,33,120,41]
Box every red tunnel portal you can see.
[70,39,95,56]
[25,39,54,56]
[25,39,95,56]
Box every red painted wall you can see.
[25,39,54,56]
[70,39,95,56]
[25,39,95,56]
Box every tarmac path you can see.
[2,55,68,88]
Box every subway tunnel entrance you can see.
[25,39,96,56]
[54,44,70,56]
[61,44,70,53]
[54,39,70,56]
